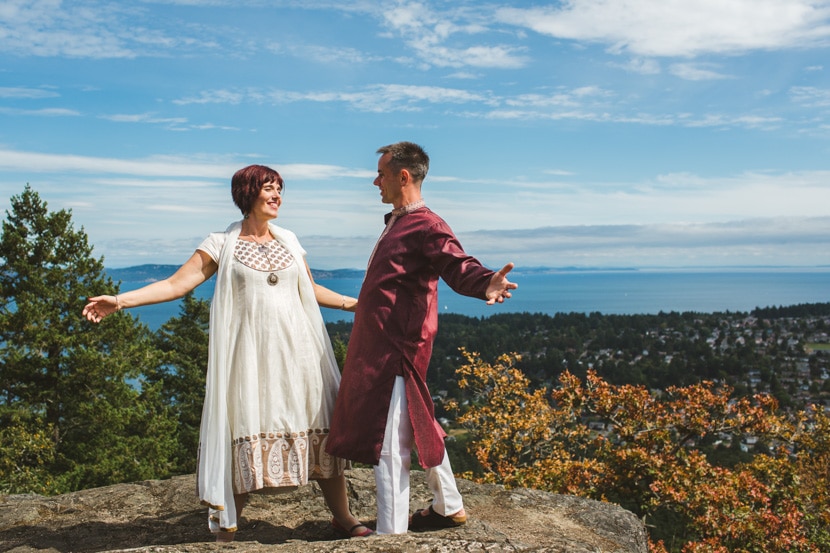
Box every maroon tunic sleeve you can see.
[421,217,495,299]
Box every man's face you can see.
[373,152,403,206]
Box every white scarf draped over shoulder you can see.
[196,220,337,532]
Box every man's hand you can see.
[485,263,518,305]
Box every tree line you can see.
[2,185,829,552]
[0,186,209,493]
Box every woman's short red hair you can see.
[231,164,284,216]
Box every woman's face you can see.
[250,180,282,220]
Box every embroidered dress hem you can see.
[232,428,347,494]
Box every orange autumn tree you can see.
[448,348,830,553]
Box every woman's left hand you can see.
[82,295,120,323]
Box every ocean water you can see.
[120,269,830,331]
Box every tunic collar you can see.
[385,200,425,223]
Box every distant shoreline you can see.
[106,263,830,282]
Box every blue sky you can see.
[1,0,830,270]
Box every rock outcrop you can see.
[0,468,647,552]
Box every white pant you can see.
[374,376,464,534]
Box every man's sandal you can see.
[331,518,374,538]
[409,505,467,530]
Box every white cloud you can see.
[277,164,374,181]
[669,62,731,81]
[496,0,830,58]
[97,113,239,132]
[147,203,215,214]
[265,41,380,65]
[478,104,782,130]
[412,43,528,69]
[95,178,215,188]
[7,147,830,269]
[613,57,662,75]
[0,0,138,58]
[0,107,81,117]
[101,113,189,124]
[505,86,613,108]
[455,216,830,268]
[790,85,830,107]
[681,113,783,129]
[368,83,494,106]
[0,149,235,177]
[378,2,529,69]
[169,78,793,132]
[172,90,246,105]
[173,84,496,112]
[94,216,830,269]
[0,86,59,98]
[424,168,830,232]
[0,0,216,58]
[445,71,483,80]
[0,148,372,181]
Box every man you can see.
[326,141,517,534]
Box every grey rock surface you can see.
[0,468,647,552]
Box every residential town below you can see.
[323,304,830,463]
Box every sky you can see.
[1,0,830,271]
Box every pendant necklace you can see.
[263,243,279,286]
[248,233,279,286]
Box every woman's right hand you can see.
[81,251,217,324]
[82,295,120,323]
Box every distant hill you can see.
[107,265,182,282]
[106,264,366,282]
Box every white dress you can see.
[198,231,346,499]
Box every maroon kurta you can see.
[326,207,495,468]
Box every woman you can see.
[83,165,372,542]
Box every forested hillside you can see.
[329,305,830,411]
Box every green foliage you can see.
[752,302,830,318]
[325,322,352,370]
[0,185,177,493]
[331,336,348,370]
[149,292,211,474]
[453,350,829,553]
[0,407,58,494]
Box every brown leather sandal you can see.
[409,505,467,530]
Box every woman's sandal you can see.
[409,505,467,530]
[331,518,374,538]
[215,529,236,543]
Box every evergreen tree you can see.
[150,291,211,474]
[0,185,177,493]
[331,335,348,370]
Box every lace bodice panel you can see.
[233,239,295,272]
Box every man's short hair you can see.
[377,141,429,183]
